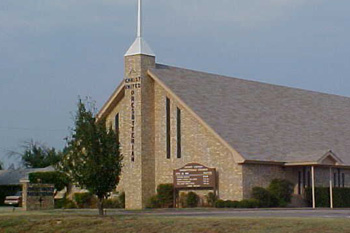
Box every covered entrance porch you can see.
[285,150,349,208]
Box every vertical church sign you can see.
[173,163,216,189]
[125,72,142,162]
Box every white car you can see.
[4,191,22,207]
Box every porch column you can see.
[311,166,316,209]
[329,167,333,209]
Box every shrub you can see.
[64,200,77,209]
[74,192,95,208]
[268,179,293,206]
[206,192,217,207]
[186,192,199,208]
[103,198,120,208]
[146,184,173,209]
[179,192,188,208]
[55,197,77,209]
[29,172,70,192]
[237,199,260,208]
[215,199,259,208]
[252,187,279,207]
[54,198,65,209]
[118,192,125,208]
[157,184,173,208]
[305,187,350,208]
[224,200,240,208]
[103,192,125,209]
[146,195,161,208]
[215,199,226,208]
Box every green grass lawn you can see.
[0,210,350,233]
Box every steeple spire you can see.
[137,0,142,38]
[125,0,155,57]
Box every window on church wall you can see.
[342,173,345,188]
[307,171,311,188]
[177,107,181,159]
[302,168,306,188]
[166,97,171,159]
[115,113,119,143]
[298,171,301,195]
[334,173,337,187]
[338,169,341,188]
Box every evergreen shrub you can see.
[305,187,350,208]
[268,179,293,207]
[252,187,279,207]
[186,192,199,208]
[205,192,217,207]
[146,184,173,208]
[157,184,173,208]
[74,192,95,208]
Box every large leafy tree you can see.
[8,140,62,168]
[61,99,122,216]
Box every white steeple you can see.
[125,0,155,57]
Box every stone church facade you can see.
[98,1,350,209]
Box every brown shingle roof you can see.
[149,64,350,164]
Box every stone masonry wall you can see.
[105,97,127,193]
[154,82,243,201]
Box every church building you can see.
[98,0,350,209]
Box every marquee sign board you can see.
[173,163,216,189]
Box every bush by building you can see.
[205,192,217,207]
[186,192,199,208]
[146,184,174,208]
[252,187,279,207]
[54,197,77,209]
[215,179,293,208]
[74,192,97,208]
[103,192,125,209]
[267,179,293,207]
[305,187,350,208]
[118,192,125,208]
[215,199,259,208]
[157,184,173,208]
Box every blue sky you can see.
[1,0,350,167]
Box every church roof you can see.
[149,64,350,165]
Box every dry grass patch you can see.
[0,214,349,233]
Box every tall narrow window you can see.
[342,173,345,188]
[166,97,171,159]
[307,171,311,188]
[177,107,181,159]
[334,173,337,187]
[338,169,341,188]
[298,171,301,195]
[115,114,119,143]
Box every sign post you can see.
[173,163,217,207]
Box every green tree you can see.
[0,160,3,170]
[61,98,122,216]
[9,140,62,168]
